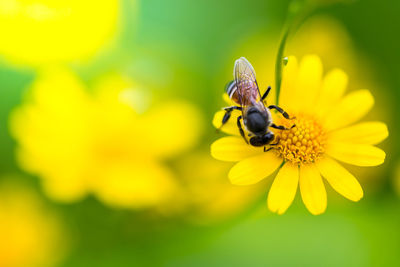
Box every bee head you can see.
[250,132,275,147]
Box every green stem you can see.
[274,1,315,105]
[274,26,290,105]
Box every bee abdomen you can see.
[225,80,240,104]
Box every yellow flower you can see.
[9,68,203,209]
[0,180,66,267]
[0,0,120,65]
[211,55,388,215]
[228,15,390,190]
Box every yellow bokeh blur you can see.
[0,0,120,65]
[173,151,266,224]
[0,180,65,267]
[10,68,204,209]
[232,16,375,91]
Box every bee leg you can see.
[268,105,295,120]
[218,106,242,131]
[269,137,280,146]
[264,136,280,152]
[237,115,248,144]
[261,86,271,101]
[264,146,275,152]
[270,123,296,130]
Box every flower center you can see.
[272,114,326,164]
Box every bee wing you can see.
[234,57,256,84]
[234,57,261,107]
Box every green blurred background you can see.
[1,0,400,266]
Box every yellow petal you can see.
[299,164,327,215]
[279,56,298,108]
[315,68,348,116]
[326,142,385,166]
[324,90,374,131]
[228,152,282,185]
[212,110,242,136]
[316,157,363,202]
[211,136,262,162]
[329,121,388,145]
[267,163,299,215]
[281,55,322,112]
[223,93,236,105]
[296,55,323,111]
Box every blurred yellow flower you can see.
[393,163,400,196]
[211,55,388,215]
[0,180,65,267]
[9,68,203,209]
[0,0,120,65]
[171,151,265,224]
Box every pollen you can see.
[273,114,326,164]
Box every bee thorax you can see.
[245,108,268,135]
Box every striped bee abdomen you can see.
[225,80,240,104]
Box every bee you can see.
[220,57,295,150]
